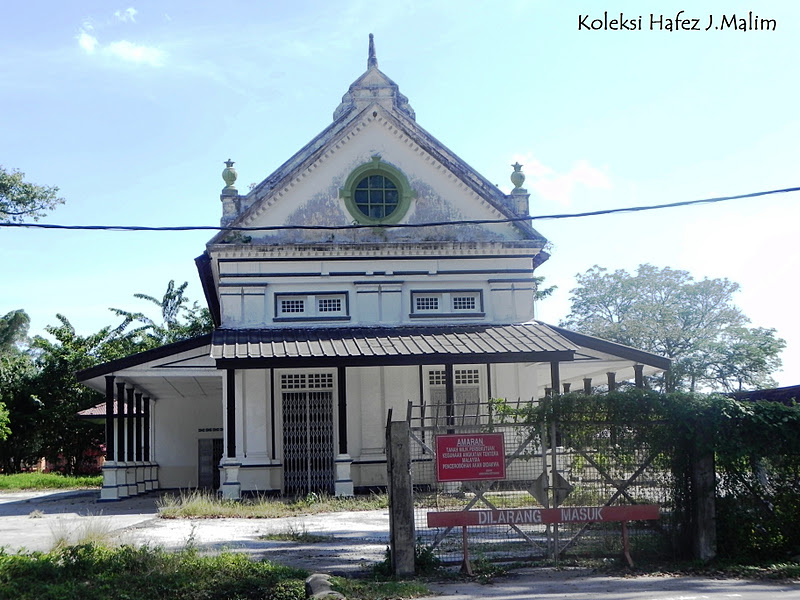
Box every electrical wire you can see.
[1,185,797,233]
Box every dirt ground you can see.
[1,490,798,600]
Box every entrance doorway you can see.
[281,373,335,495]
[198,438,223,490]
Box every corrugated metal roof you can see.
[211,323,578,366]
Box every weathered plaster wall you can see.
[229,117,523,245]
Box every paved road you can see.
[0,491,797,599]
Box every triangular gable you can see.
[212,103,545,246]
[210,40,545,247]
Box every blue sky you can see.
[3,1,799,385]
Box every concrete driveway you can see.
[0,490,797,600]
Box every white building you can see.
[78,36,669,501]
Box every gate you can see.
[282,373,335,496]
[408,397,673,565]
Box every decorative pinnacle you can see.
[222,158,238,192]
[368,33,378,68]
[510,162,526,191]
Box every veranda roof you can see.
[76,323,670,399]
[210,323,578,368]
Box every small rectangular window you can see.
[281,299,305,314]
[415,296,440,312]
[452,296,476,311]
[411,290,483,318]
[275,293,349,321]
[317,298,342,313]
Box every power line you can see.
[2,185,797,233]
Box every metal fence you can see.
[406,398,675,566]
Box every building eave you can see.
[76,334,213,382]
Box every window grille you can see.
[354,174,399,220]
[455,369,480,385]
[452,295,476,311]
[281,374,306,389]
[415,296,439,311]
[317,298,342,313]
[280,299,305,314]
[281,373,333,390]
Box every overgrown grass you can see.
[0,543,433,600]
[0,543,309,600]
[0,473,102,491]
[157,489,389,519]
[49,515,115,552]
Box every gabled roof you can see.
[209,36,546,246]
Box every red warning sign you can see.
[436,433,506,482]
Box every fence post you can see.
[691,450,717,561]
[387,419,415,575]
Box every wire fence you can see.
[407,399,675,566]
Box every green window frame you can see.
[340,156,414,225]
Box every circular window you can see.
[354,174,399,219]
[340,157,414,225]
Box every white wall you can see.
[153,390,222,489]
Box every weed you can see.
[268,578,305,600]
[372,542,443,578]
[260,521,331,543]
[48,514,114,552]
[157,489,389,519]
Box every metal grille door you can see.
[282,374,335,496]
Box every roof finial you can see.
[368,33,378,68]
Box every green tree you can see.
[0,309,31,352]
[0,352,38,467]
[0,282,212,473]
[110,280,213,348]
[561,264,784,392]
[0,310,33,455]
[28,316,115,474]
[0,166,63,223]
[533,275,556,302]
[703,326,786,392]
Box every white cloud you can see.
[77,30,99,54]
[76,8,165,67]
[106,40,166,66]
[114,7,138,23]
[511,153,611,206]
